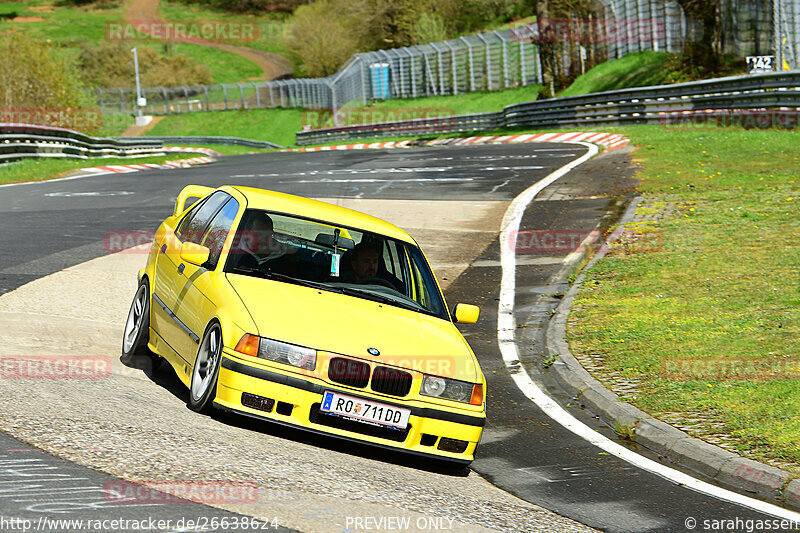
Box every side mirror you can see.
[174,185,214,217]
[180,242,211,267]
[453,303,480,324]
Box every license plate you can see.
[321,391,410,430]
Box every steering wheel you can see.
[359,277,398,290]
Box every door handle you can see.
[177,264,185,275]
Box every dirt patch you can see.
[10,16,45,22]
[120,115,164,137]
[29,5,56,13]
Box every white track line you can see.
[497,141,800,521]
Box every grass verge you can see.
[145,85,543,146]
[568,125,800,472]
[557,51,678,97]
[146,108,303,147]
[0,143,267,185]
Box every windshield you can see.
[224,209,449,320]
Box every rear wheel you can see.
[120,279,161,373]
[188,321,223,413]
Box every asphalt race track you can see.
[0,144,793,532]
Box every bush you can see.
[77,43,213,88]
[0,30,92,110]
[282,1,359,77]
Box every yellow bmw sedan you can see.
[122,185,485,464]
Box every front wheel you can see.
[120,279,160,373]
[188,321,223,413]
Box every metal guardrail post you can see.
[221,84,228,111]
[409,50,418,98]
[252,82,261,108]
[443,40,458,95]
[476,33,492,91]
[237,82,245,109]
[430,42,446,95]
[360,57,368,104]
[495,31,510,89]
[460,37,476,92]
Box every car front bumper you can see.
[214,353,485,464]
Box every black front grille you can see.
[328,357,370,388]
[371,366,413,397]
[309,403,410,442]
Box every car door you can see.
[172,196,241,366]
[152,192,230,367]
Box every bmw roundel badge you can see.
[367,347,380,356]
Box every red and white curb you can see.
[164,146,222,157]
[77,147,219,177]
[280,132,630,153]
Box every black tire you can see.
[187,321,223,413]
[120,279,161,373]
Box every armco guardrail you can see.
[0,123,163,163]
[117,136,281,149]
[295,71,800,145]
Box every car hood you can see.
[226,274,477,381]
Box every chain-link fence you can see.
[94,28,542,116]
[595,0,686,58]
[718,0,800,68]
[93,1,800,118]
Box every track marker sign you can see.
[747,56,774,73]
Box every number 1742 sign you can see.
[747,56,775,73]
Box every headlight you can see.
[421,375,482,405]
[236,334,316,370]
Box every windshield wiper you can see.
[336,285,425,312]
[228,267,341,293]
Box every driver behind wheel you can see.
[350,242,379,282]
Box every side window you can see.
[201,198,240,269]
[383,240,402,278]
[406,246,445,316]
[176,192,228,244]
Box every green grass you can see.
[0,154,190,185]
[1,1,122,47]
[165,43,262,83]
[0,143,268,185]
[568,125,800,472]
[147,85,543,145]
[557,51,678,97]
[157,0,288,57]
[147,107,303,147]
[344,85,541,115]
[0,0,272,86]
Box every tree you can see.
[675,0,720,73]
[282,1,360,77]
